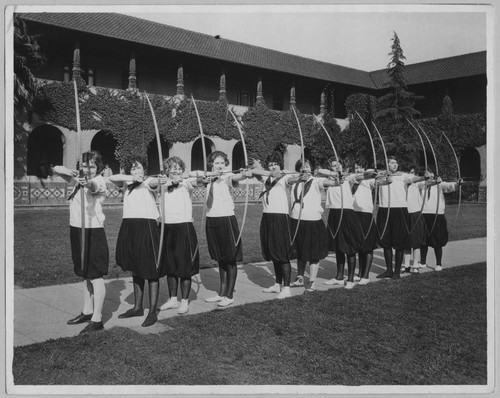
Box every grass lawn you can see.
[12,263,487,385]
[13,203,486,288]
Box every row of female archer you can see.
[52,148,462,334]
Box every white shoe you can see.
[354,276,362,282]
[435,265,443,271]
[358,278,370,285]
[205,294,223,303]
[345,281,355,290]
[217,297,234,307]
[160,298,178,310]
[414,263,426,269]
[263,283,281,293]
[290,276,304,287]
[276,287,291,299]
[324,278,345,286]
[178,299,189,314]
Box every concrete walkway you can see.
[13,237,487,347]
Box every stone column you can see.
[72,42,81,79]
[177,64,185,96]
[320,91,326,116]
[219,72,227,101]
[128,53,137,89]
[256,78,264,105]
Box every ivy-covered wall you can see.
[26,80,485,180]
[31,79,343,169]
[344,93,486,181]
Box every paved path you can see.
[13,237,487,347]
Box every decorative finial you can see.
[177,64,185,96]
[320,91,326,116]
[256,78,264,105]
[72,42,81,79]
[219,72,226,101]
[290,85,296,109]
[128,53,137,90]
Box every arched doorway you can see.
[191,137,214,171]
[147,138,171,175]
[232,142,245,170]
[27,125,64,178]
[460,147,481,180]
[90,131,120,174]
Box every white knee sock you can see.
[404,253,411,267]
[309,263,319,282]
[413,248,421,266]
[90,278,106,322]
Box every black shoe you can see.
[79,321,104,334]
[391,273,401,280]
[142,311,158,327]
[67,312,93,325]
[376,270,394,279]
[118,308,144,319]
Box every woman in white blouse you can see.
[156,157,201,315]
[110,156,163,327]
[52,151,109,334]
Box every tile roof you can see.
[19,13,486,90]
[369,51,486,88]
[19,12,374,88]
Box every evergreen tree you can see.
[376,31,423,125]
[14,14,45,121]
[13,14,45,178]
[375,31,424,168]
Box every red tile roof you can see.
[19,12,486,90]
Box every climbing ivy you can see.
[34,78,241,167]
[31,79,485,180]
[344,93,486,181]
[34,79,339,169]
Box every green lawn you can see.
[12,263,487,385]
[13,203,486,288]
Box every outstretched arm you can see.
[231,169,253,182]
[109,174,137,188]
[52,165,75,183]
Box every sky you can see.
[125,4,488,71]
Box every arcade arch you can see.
[460,147,481,181]
[27,125,64,177]
[147,138,171,175]
[232,141,245,170]
[90,130,120,174]
[191,137,215,171]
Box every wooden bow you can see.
[418,124,440,235]
[144,92,165,270]
[354,111,378,241]
[440,130,462,230]
[290,106,305,245]
[371,121,391,240]
[190,95,207,262]
[228,108,249,247]
[316,117,343,239]
[406,118,429,234]
[73,79,85,273]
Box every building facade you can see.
[14,13,486,204]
